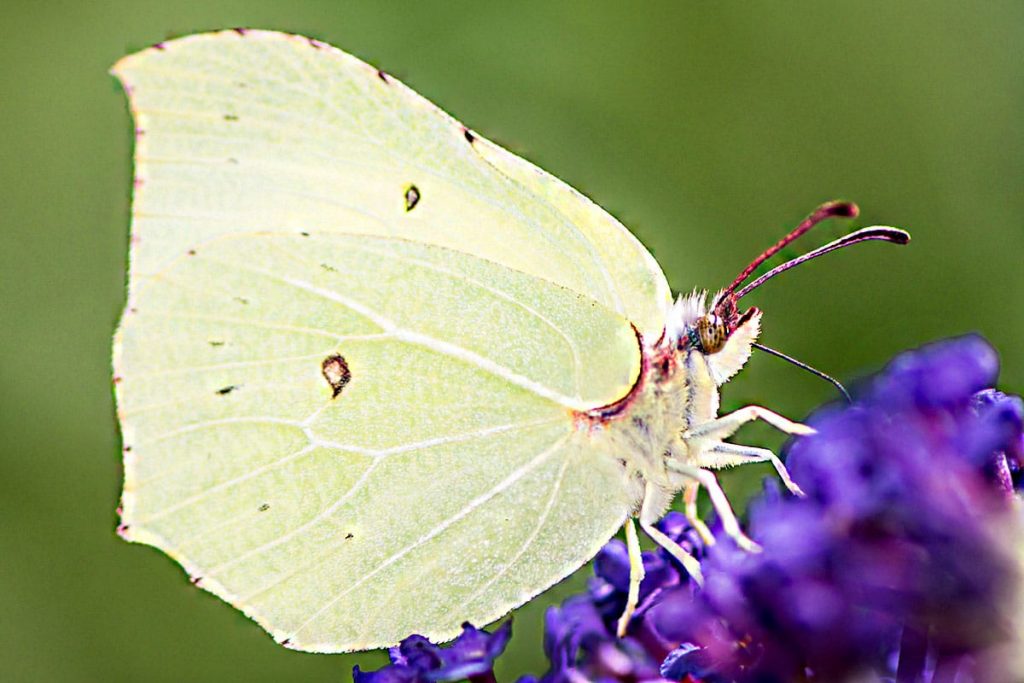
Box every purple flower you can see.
[354,622,511,683]
[519,512,707,683]
[654,336,1024,682]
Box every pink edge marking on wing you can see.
[232,27,248,36]
[577,324,650,424]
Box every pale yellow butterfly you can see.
[112,29,908,652]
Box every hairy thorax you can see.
[578,343,723,514]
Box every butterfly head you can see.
[663,201,909,386]
[667,290,761,385]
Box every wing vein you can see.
[135,416,303,447]
[461,445,571,612]
[208,457,383,579]
[136,444,320,523]
[334,240,586,397]
[198,252,588,410]
[285,432,571,641]
[125,350,344,380]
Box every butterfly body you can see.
[581,292,753,511]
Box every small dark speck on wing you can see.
[216,385,239,396]
[404,184,421,212]
[322,354,352,398]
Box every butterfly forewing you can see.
[113,30,671,339]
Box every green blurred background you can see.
[1,1,1021,680]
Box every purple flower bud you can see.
[354,622,511,683]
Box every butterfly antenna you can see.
[724,201,859,297]
[753,342,851,403]
[734,226,910,300]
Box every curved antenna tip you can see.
[862,226,911,245]
[734,224,912,300]
[823,201,859,219]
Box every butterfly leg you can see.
[683,481,716,546]
[667,462,760,552]
[707,442,804,495]
[638,482,704,586]
[616,517,645,637]
[684,405,815,442]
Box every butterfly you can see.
[112,29,907,652]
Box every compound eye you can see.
[696,316,728,354]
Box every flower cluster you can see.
[358,336,1023,683]
[519,512,706,683]
[353,622,511,683]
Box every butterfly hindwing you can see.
[115,232,636,650]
